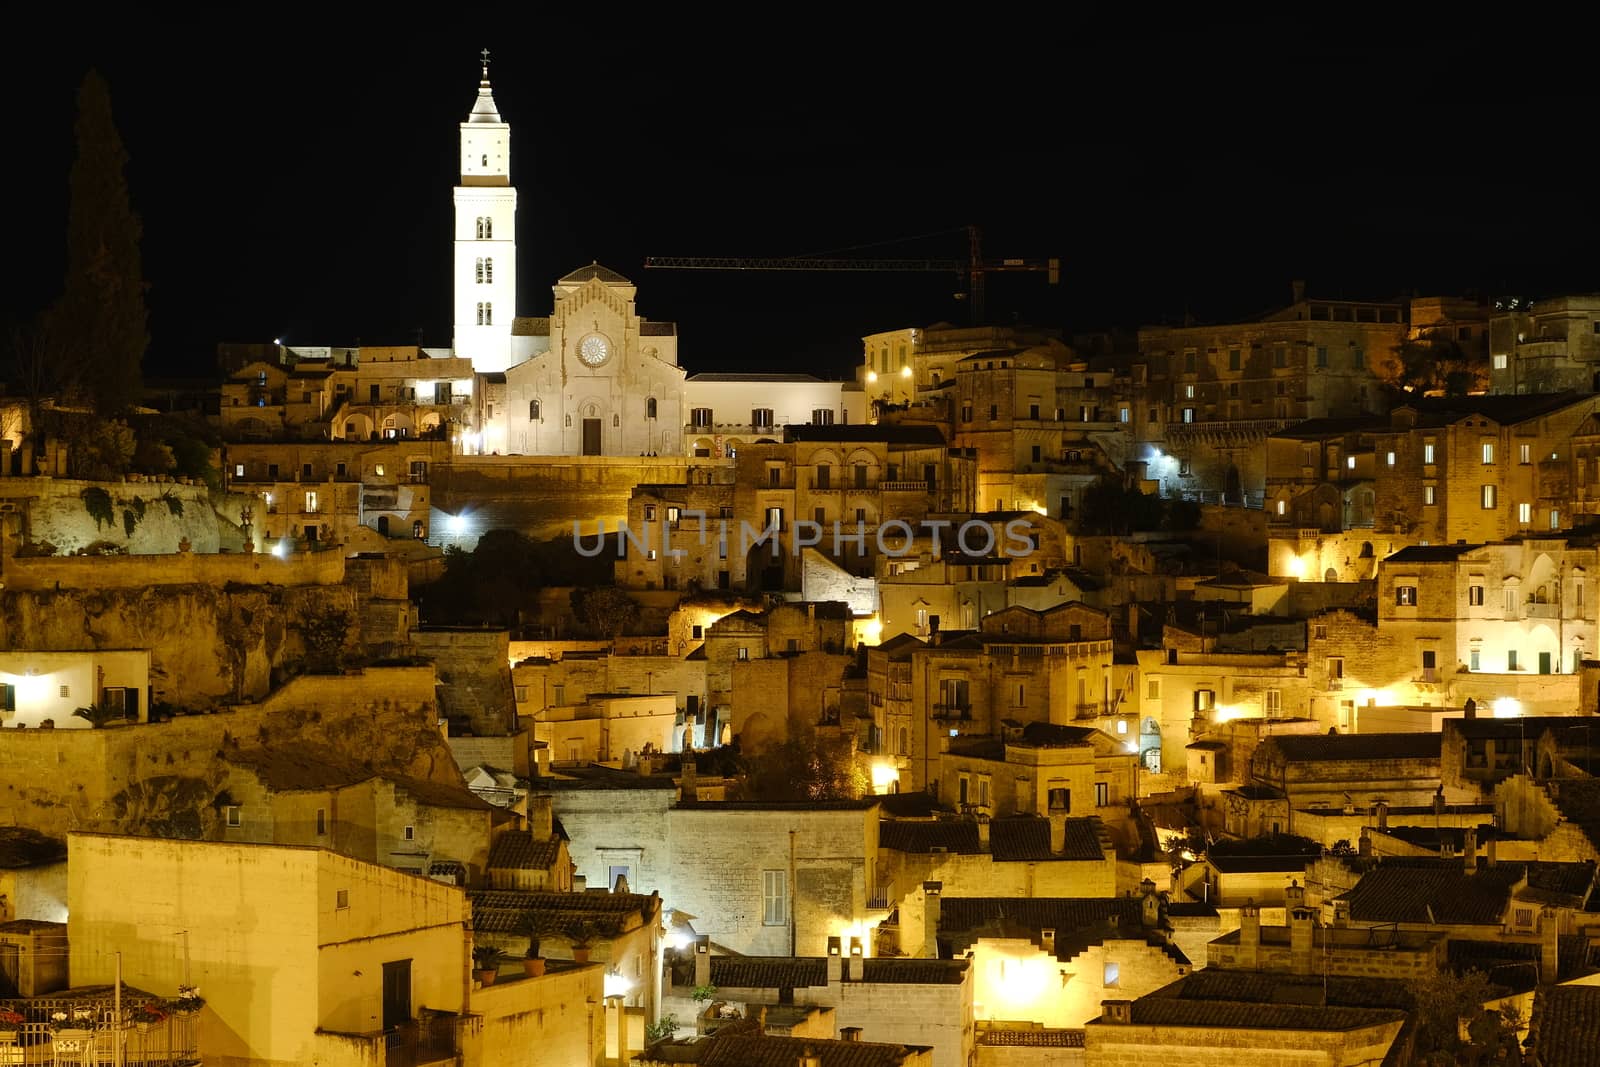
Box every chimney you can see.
[1375,800,1389,832]
[1288,898,1315,976]
[530,793,554,842]
[694,938,711,988]
[847,938,865,981]
[1284,879,1305,911]
[840,1027,863,1043]
[826,937,843,983]
[681,759,698,803]
[1049,810,1067,856]
[1041,927,1057,957]
[1462,827,1478,872]
[1291,279,1306,305]
[573,875,587,892]
[1140,878,1160,928]
[1238,902,1260,970]
[923,881,943,959]
[977,815,990,850]
[1358,827,1372,857]
[535,743,551,777]
[1464,697,1478,720]
[1102,1000,1132,1025]
[799,1052,822,1067]
[1541,907,1560,983]
[1487,831,1498,867]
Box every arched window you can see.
[475,302,492,326]
[480,154,488,167]
[483,257,492,283]
[530,399,541,420]
[646,397,658,418]
[476,217,492,239]
[475,258,485,283]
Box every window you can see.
[225,806,241,828]
[1265,689,1282,717]
[737,647,750,661]
[1482,441,1496,465]
[1552,509,1562,531]
[234,463,245,478]
[1277,499,1286,516]
[1316,346,1328,368]
[1273,347,1287,368]
[476,216,492,239]
[403,825,415,841]
[1048,787,1070,812]
[305,491,318,513]
[1352,347,1365,369]
[1578,582,1586,611]
[1225,348,1240,370]
[1095,782,1110,806]
[1505,587,1518,615]
[1115,720,1128,735]
[762,870,787,925]
[989,404,999,421]
[1494,353,1508,370]
[1508,649,1520,671]
[1119,406,1130,423]
[811,407,833,425]
[1347,456,1356,470]
[1469,584,1484,606]
[316,809,327,836]
[1104,962,1120,988]
[1396,585,1417,606]
[1519,503,1531,524]
[1193,689,1215,711]
[336,889,350,910]
[476,302,492,326]
[1147,678,1161,700]
[0,683,12,711]
[752,408,774,429]
[1424,442,1436,465]
[765,505,783,530]
[1482,485,1497,509]
[1184,384,1195,399]
[815,464,831,489]
[1329,658,1345,680]
[1386,451,1395,466]
[1520,443,1531,465]
[1424,485,1436,506]
[1470,648,1480,671]
[961,403,972,422]
[1181,408,1196,424]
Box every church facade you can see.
[452,60,859,458]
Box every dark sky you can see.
[4,18,1596,380]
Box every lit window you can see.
[1116,720,1128,734]
[1396,585,1418,606]
[1347,456,1356,470]
[1424,442,1436,464]
[1520,444,1531,464]
[374,464,385,477]
[1493,353,1508,370]
[305,491,318,513]
[1482,441,1495,464]
[235,464,245,477]
[1277,499,1286,516]
[1424,485,1436,506]
[1551,510,1561,531]
[1104,962,1120,988]
[1181,408,1195,424]
[1482,485,1497,509]
[1519,503,1531,524]
[1386,452,1395,466]
[1185,384,1195,399]
[1119,406,1130,423]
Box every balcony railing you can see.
[881,480,933,492]
[1075,702,1106,719]
[385,1017,462,1067]
[1526,602,1561,619]
[932,702,971,721]
[0,996,200,1066]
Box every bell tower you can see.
[452,49,517,373]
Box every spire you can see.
[468,48,501,124]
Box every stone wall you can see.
[414,628,516,736]
[430,455,692,546]
[2,544,346,591]
[0,668,453,840]
[0,478,234,556]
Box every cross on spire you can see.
[480,48,491,79]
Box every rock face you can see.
[7,479,245,556]
[0,668,457,840]
[0,582,364,706]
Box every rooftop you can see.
[1528,983,1600,1067]
[656,1032,931,1067]
[467,888,660,938]
[876,816,1108,862]
[1266,732,1441,763]
[1335,863,1525,924]
[486,829,564,873]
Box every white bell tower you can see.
[453,49,517,373]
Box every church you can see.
[451,57,861,458]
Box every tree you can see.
[300,607,354,673]
[738,736,869,802]
[1379,332,1488,398]
[1409,965,1522,1065]
[54,70,148,415]
[571,586,640,639]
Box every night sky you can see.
[4,19,1596,380]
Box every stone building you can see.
[1247,732,1452,814]
[1489,293,1600,395]
[876,813,1117,901]
[1205,883,1447,980]
[937,722,1139,825]
[1134,646,1314,773]
[1136,286,1407,506]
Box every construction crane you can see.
[644,225,1059,325]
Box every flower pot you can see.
[523,957,546,977]
[476,968,498,986]
[572,947,591,963]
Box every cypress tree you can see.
[56,69,148,415]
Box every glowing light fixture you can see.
[272,539,289,559]
[1492,697,1523,718]
[901,366,912,378]
[447,514,468,535]
[866,371,879,383]
[603,971,632,997]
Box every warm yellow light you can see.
[1284,555,1305,580]
[1493,697,1523,718]
[603,971,633,997]
[866,371,878,383]
[831,921,874,957]
[1209,704,1251,724]
[1355,689,1396,707]
[901,366,912,378]
[856,617,883,646]
[870,759,900,794]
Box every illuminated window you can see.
[1386,452,1395,466]
[1184,384,1195,399]
[1552,509,1561,530]
[1494,353,1508,370]
[1347,456,1356,470]
[1119,406,1130,423]
[305,491,318,513]
[1104,962,1120,988]
[1181,408,1196,424]
[1396,585,1418,606]
[1424,442,1436,464]
[1519,503,1531,524]
[1482,440,1496,464]
[1482,485,1497,509]
[1277,499,1286,516]
[374,465,385,477]
[1469,585,1484,606]
[1423,485,1436,505]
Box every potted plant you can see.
[131,1002,169,1031]
[0,1008,23,1050]
[523,938,545,978]
[472,946,503,986]
[569,922,600,963]
[171,985,204,1014]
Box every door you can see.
[381,959,412,1031]
[582,418,602,455]
[1540,651,1553,675]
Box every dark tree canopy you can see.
[55,69,147,415]
[1077,476,1200,535]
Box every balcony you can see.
[932,702,972,721]
[881,480,933,492]
[1526,602,1560,619]
[1075,702,1105,719]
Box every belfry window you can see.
[476,217,492,239]
[476,302,492,326]
[476,258,493,284]
[529,399,541,420]
[646,397,658,418]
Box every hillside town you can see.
[5,51,1600,1067]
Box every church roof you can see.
[467,77,502,124]
[559,262,633,286]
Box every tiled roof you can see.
[1016,722,1098,747]
[1335,864,1522,924]
[938,896,1146,952]
[1401,391,1589,428]
[1124,1000,1406,1032]
[468,888,659,938]
[1446,939,1542,994]
[224,747,495,811]
[428,860,466,879]
[1529,984,1600,1067]
[991,816,1107,862]
[487,830,563,872]
[783,425,947,445]
[0,826,66,869]
[694,1033,926,1067]
[1206,852,1315,874]
[874,792,950,818]
[1384,544,1483,562]
[1266,732,1440,763]
[558,262,632,285]
[879,820,981,854]
[860,958,968,985]
[710,957,828,989]
[976,1028,1085,1047]
[1161,969,1414,1009]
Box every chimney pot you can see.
[840,1027,862,1043]
[826,937,843,983]
[1041,927,1056,956]
[1103,999,1132,1025]
[847,938,865,981]
[694,939,711,988]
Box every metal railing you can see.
[384,1017,461,1067]
[932,702,971,721]
[0,999,199,1066]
